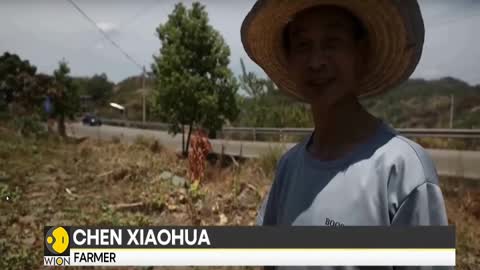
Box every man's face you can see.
[285,7,366,106]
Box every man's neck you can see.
[309,95,380,161]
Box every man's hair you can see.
[283,5,367,52]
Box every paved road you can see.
[68,123,480,180]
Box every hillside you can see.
[112,75,155,106]
[363,77,480,128]
[97,75,155,120]
[104,76,480,128]
[235,76,480,129]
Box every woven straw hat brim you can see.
[241,0,425,102]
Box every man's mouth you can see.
[305,78,335,88]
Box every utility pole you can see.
[449,94,454,129]
[142,66,146,123]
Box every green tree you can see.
[86,73,114,105]
[238,58,270,127]
[237,58,313,128]
[239,58,269,99]
[51,60,80,137]
[152,2,239,156]
[0,52,38,113]
[72,77,90,96]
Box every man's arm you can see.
[256,151,289,226]
[391,182,448,225]
[391,182,452,270]
[257,155,289,270]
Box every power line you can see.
[89,0,162,50]
[65,0,143,71]
[117,0,162,30]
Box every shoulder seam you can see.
[394,135,431,182]
[280,139,306,162]
[391,182,442,223]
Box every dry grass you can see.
[0,126,478,269]
[441,178,480,269]
[257,146,286,178]
[0,127,267,270]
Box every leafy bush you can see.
[12,114,46,138]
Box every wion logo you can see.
[44,226,71,266]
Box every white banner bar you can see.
[44,249,456,266]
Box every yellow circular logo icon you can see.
[45,227,69,255]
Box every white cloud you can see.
[95,42,105,50]
[96,22,117,34]
[1,0,479,84]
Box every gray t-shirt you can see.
[256,123,450,270]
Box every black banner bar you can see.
[60,226,455,249]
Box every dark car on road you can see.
[82,114,102,126]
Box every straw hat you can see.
[241,0,425,101]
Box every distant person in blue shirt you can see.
[241,0,449,239]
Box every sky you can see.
[1,0,480,85]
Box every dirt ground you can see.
[0,127,478,270]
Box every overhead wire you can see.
[89,0,163,48]
[65,0,144,71]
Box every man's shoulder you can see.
[379,130,438,185]
[276,140,306,169]
[372,128,441,216]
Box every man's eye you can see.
[324,38,345,49]
[293,41,310,51]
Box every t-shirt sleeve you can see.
[256,176,281,226]
[255,191,270,226]
[255,152,290,226]
[390,182,451,270]
[391,182,448,226]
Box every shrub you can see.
[12,114,46,138]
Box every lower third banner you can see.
[44,226,455,266]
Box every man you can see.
[241,0,449,269]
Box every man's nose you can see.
[308,49,328,71]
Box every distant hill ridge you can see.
[110,76,480,128]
